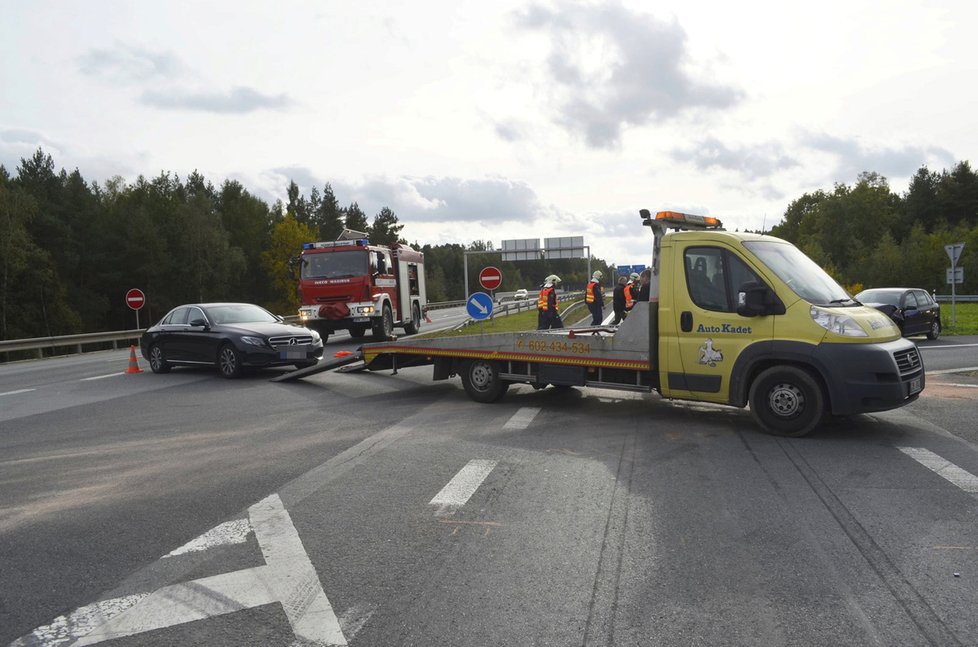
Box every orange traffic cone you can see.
[126,345,143,374]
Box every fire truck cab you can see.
[295,237,426,342]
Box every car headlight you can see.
[810,306,868,337]
[240,336,266,347]
[308,329,321,342]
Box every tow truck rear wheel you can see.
[461,359,509,403]
[748,366,824,437]
[372,303,394,340]
[403,303,421,335]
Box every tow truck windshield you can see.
[301,250,368,280]
[743,240,852,306]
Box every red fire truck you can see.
[294,236,426,342]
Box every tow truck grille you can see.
[268,335,314,348]
[894,347,922,376]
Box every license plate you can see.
[908,377,922,395]
[352,317,369,323]
[280,345,311,360]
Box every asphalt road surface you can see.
[1,334,977,646]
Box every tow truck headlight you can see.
[241,335,266,347]
[810,306,868,337]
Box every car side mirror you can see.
[736,282,785,317]
[189,317,209,328]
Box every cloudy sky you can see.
[0,0,972,264]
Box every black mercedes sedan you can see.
[854,288,942,340]
[140,303,324,378]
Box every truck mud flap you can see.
[269,350,364,382]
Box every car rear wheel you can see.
[460,359,509,403]
[748,366,824,437]
[148,344,171,374]
[217,343,243,379]
[927,319,940,340]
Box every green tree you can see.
[312,183,345,241]
[343,201,369,233]
[369,206,404,246]
[261,214,315,314]
[0,171,40,339]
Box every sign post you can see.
[945,243,965,330]
[126,288,146,329]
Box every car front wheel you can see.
[217,343,243,379]
[148,344,170,374]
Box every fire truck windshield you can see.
[301,250,368,280]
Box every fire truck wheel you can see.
[349,326,367,339]
[372,304,394,340]
[148,344,171,373]
[217,343,243,379]
[461,359,510,403]
[748,365,824,437]
[403,303,421,335]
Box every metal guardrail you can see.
[935,295,978,303]
[0,330,145,360]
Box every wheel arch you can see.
[729,341,831,411]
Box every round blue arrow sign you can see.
[466,292,494,321]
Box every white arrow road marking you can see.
[468,297,488,314]
[11,594,149,647]
[503,407,541,430]
[71,493,346,646]
[898,447,978,494]
[163,519,252,558]
[429,459,497,516]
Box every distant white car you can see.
[514,289,529,300]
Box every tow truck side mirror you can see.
[737,282,785,317]
[287,256,299,281]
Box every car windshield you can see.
[301,250,368,279]
[205,304,278,325]
[743,241,852,306]
[855,290,901,307]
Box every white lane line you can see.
[163,519,252,558]
[503,407,541,430]
[927,365,978,375]
[935,383,978,388]
[11,594,149,647]
[898,447,978,494]
[429,459,498,514]
[0,388,35,397]
[920,345,978,350]
[81,373,123,381]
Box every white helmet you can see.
[592,270,603,279]
[629,272,640,280]
[546,274,561,284]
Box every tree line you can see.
[770,164,978,295]
[0,149,609,341]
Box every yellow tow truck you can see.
[276,210,924,436]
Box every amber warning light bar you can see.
[640,208,723,230]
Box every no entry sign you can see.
[479,266,502,291]
[126,288,146,310]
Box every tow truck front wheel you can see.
[748,366,824,437]
[461,359,509,403]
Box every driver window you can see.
[685,247,763,313]
[903,292,919,309]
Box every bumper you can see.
[814,339,924,415]
[242,343,324,367]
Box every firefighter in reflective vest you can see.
[624,272,640,311]
[585,270,604,325]
[537,275,564,330]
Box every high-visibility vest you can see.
[538,286,558,312]
[624,283,635,309]
[586,279,598,304]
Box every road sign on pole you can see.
[466,292,494,321]
[946,267,964,284]
[479,266,503,291]
[945,242,965,266]
[126,288,146,330]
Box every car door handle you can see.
[681,311,693,332]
